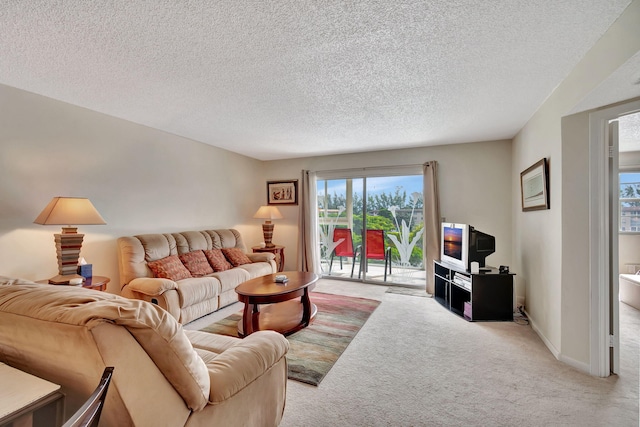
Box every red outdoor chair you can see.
[358,229,392,281]
[330,228,358,277]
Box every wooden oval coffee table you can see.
[235,271,319,337]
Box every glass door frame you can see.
[315,165,424,286]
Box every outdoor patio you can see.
[321,259,427,288]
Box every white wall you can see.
[0,84,266,293]
[513,0,640,369]
[560,111,591,365]
[263,140,514,279]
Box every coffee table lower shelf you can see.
[238,299,317,337]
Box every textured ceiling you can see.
[0,1,634,160]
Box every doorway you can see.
[589,99,640,376]
[616,111,640,377]
[315,167,425,288]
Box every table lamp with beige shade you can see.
[34,197,106,284]
[253,206,283,248]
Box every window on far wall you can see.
[619,171,640,233]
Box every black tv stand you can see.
[434,260,514,321]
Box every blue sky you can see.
[318,175,423,197]
[620,172,640,185]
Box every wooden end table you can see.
[37,276,110,292]
[235,271,319,337]
[0,362,64,427]
[252,245,285,272]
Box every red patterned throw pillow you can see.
[203,249,233,272]
[178,250,214,277]
[147,255,192,281]
[221,247,252,267]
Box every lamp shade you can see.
[253,206,283,221]
[253,206,282,248]
[34,197,106,226]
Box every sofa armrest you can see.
[126,277,178,296]
[206,331,289,404]
[246,252,275,263]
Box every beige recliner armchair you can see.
[0,279,288,426]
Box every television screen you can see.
[443,226,463,260]
[441,223,469,271]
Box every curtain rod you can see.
[312,163,427,175]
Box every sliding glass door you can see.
[316,168,425,287]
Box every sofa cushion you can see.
[185,330,289,404]
[221,248,252,267]
[186,330,241,361]
[210,269,250,293]
[203,249,233,272]
[179,251,214,277]
[176,277,221,307]
[238,262,276,279]
[203,229,245,250]
[148,255,192,281]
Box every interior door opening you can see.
[614,110,640,376]
[589,99,640,378]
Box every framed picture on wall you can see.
[267,180,298,205]
[520,158,549,211]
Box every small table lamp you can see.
[34,197,106,284]
[253,206,283,248]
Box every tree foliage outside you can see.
[620,182,640,204]
[318,186,423,215]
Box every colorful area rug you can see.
[200,292,381,386]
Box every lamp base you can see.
[54,232,84,278]
[48,274,85,285]
[262,222,275,248]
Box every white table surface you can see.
[0,362,61,420]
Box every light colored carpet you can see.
[186,279,639,426]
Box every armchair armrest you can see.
[246,252,276,263]
[206,331,289,404]
[125,277,178,296]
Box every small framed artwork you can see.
[267,180,298,205]
[520,158,549,211]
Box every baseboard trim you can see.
[526,310,590,375]
[558,353,590,374]
[527,310,560,359]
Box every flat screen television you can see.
[440,223,495,271]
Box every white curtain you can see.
[298,170,321,273]
[423,161,441,295]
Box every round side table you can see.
[252,245,285,272]
[37,276,110,292]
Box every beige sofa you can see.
[118,229,276,324]
[0,278,288,426]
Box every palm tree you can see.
[387,192,424,267]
